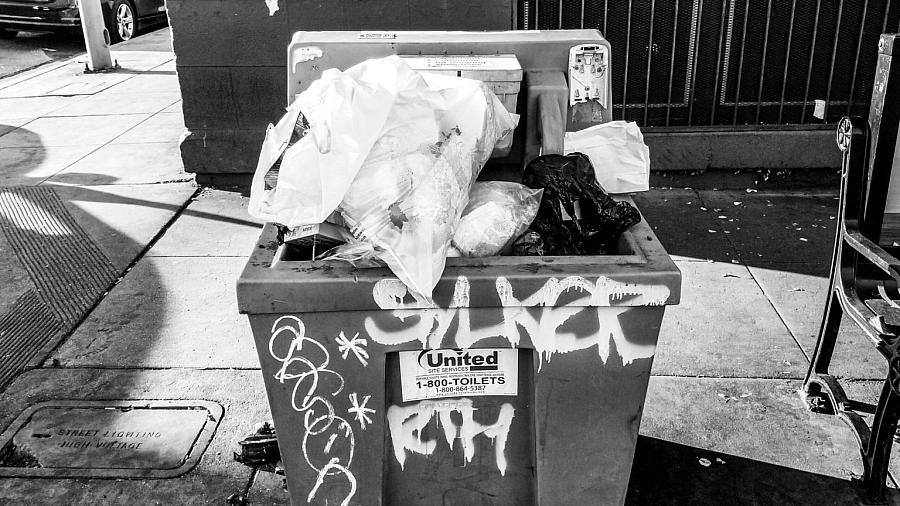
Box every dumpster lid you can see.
[237,198,681,314]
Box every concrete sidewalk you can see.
[0,27,896,505]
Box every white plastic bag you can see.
[249,58,402,227]
[452,182,543,257]
[563,121,650,193]
[339,59,518,298]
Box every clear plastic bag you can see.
[338,61,518,298]
[317,239,382,268]
[452,182,543,257]
[322,180,541,263]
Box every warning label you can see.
[401,55,521,71]
[425,56,490,68]
[357,32,397,39]
[399,348,518,402]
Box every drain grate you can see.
[0,186,119,387]
[0,187,118,323]
[0,291,65,388]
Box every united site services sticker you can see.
[399,348,518,402]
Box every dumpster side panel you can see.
[248,312,389,506]
[249,301,664,505]
[383,351,536,506]
[534,306,664,506]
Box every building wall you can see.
[167,0,516,178]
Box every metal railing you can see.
[520,0,900,127]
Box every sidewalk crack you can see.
[691,188,812,363]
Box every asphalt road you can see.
[0,29,86,79]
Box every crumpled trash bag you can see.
[321,180,539,264]
[521,152,641,255]
[511,230,544,256]
[258,56,518,298]
[339,62,517,298]
[317,237,383,268]
[452,181,542,257]
[564,121,650,193]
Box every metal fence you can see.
[519,0,900,127]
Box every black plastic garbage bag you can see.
[521,152,641,255]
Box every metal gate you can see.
[520,0,900,127]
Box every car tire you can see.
[0,28,17,40]
[109,0,136,43]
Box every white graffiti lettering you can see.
[386,398,515,475]
[366,276,667,369]
[348,392,376,430]
[308,458,357,505]
[335,331,370,367]
[269,315,365,506]
[368,277,471,348]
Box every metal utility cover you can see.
[0,400,223,478]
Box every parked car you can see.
[0,0,166,43]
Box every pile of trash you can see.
[249,55,650,299]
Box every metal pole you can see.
[622,0,634,120]
[665,0,680,126]
[78,0,113,71]
[754,0,774,124]
[800,0,822,123]
[603,0,608,38]
[709,0,728,125]
[523,0,530,29]
[823,0,845,121]
[732,0,750,125]
[687,0,704,126]
[643,0,657,126]
[777,0,797,124]
[846,0,869,116]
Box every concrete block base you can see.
[181,127,843,188]
[645,127,841,171]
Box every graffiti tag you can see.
[366,275,667,369]
[269,315,364,506]
[386,398,515,475]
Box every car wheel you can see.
[0,28,17,40]
[110,0,136,43]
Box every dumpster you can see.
[237,30,682,506]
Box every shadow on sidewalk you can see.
[627,435,898,505]
[0,124,260,500]
[0,127,228,387]
[0,128,157,388]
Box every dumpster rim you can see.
[237,197,682,314]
